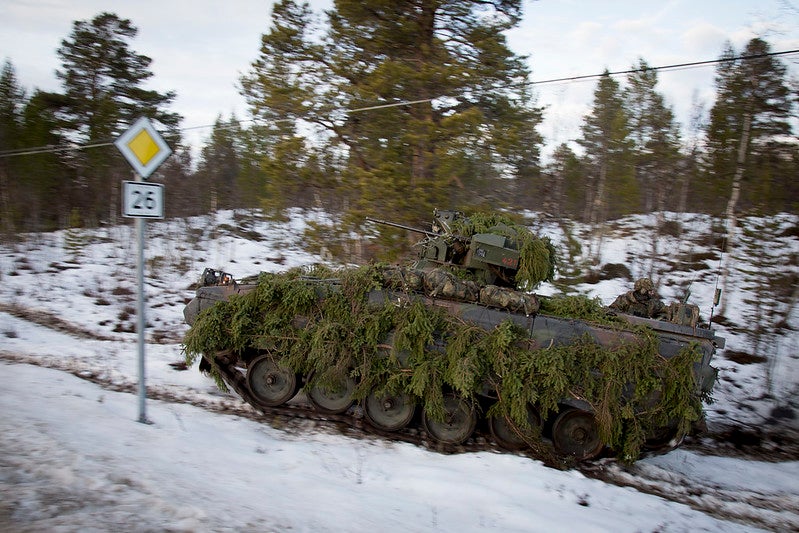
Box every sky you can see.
[1,208,797,531]
[1,0,798,160]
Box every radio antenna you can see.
[709,233,727,326]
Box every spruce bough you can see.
[183,264,703,462]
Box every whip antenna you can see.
[709,233,726,325]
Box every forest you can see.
[0,1,797,261]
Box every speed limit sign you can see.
[122,181,164,219]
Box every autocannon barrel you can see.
[365,217,439,238]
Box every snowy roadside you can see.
[4,360,796,533]
[1,311,799,532]
[1,209,798,531]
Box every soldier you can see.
[609,278,665,318]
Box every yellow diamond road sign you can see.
[115,117,172,179]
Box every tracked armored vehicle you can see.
[183,210,724,462]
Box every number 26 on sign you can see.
[122,181,165,219]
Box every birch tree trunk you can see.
[589,162,607,227]
[586,161,608,266]
[718,112,751,317]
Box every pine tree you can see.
[241,0,542,246]
[55,12,182,225]
[56,13,181,142]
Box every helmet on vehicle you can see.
[634,278,654,293]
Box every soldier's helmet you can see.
[634,278,654,293]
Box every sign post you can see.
[115,117,172,424]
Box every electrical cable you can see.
[1,48,797,159]
[523,48,799,87]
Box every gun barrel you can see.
[366,217,437,237]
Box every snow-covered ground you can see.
[1,209,798,531]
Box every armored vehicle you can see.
[183,210,724,462]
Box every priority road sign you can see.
[115,117,172,179]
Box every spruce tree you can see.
[0,62,71,232]
[577,71,635,225]
[624,58,681,214]
[543,143,583,218]
[0,60,25,235]
[623,59,684,279]
[18,90,70,230]
[196,115,244,211]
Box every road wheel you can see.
[364,390,415,432]
[246,355,299,407]
[552,408,603,461]
[489,404,541,451]
[422,394,477,445]
[307,374,357,414]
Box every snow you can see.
[2,362,788,532]
[1,208,798,531]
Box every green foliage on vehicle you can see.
[184,264,702,461]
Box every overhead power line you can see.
[1,48,797,159]
[0,140,114,158]
[526,48,799,86]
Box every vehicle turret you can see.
[368,209,552,288]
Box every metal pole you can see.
[135,182,149,424]
[116,117,170,426]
